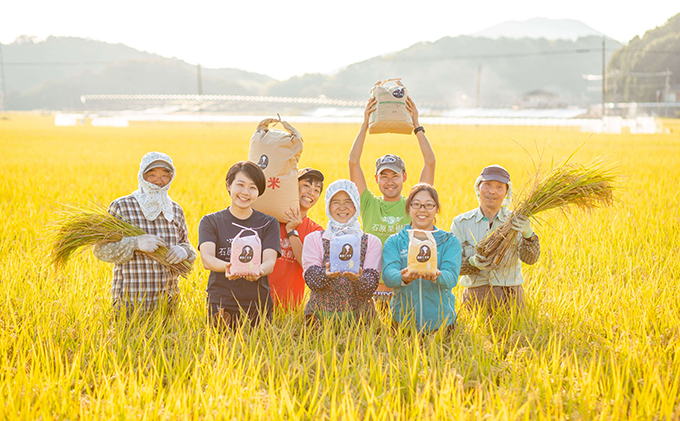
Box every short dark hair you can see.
[405,183,440,213]
[299,174,324,192]
[226,161,266,196]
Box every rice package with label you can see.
[230,228,262,277]
[407,229,438,276]
[368,79,414,135]
[329,234,362,274]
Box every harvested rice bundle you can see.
[48,203,192,277]
[476,160,616,267]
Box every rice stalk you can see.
[48,203,192,277]
[476,159,617,266]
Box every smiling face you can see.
[227,171,260,211]
[375,168,406,201]
[298,178,323,211]
[408,190,438,230]
[479,180,508,214]
[329,191,356,224]
[143,167,173,187]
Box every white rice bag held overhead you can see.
[248,117,303,223]
[368,78,413,135]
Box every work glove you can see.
[166,245,188,264]
[469,254,495,271]
[136,234,165,253]
[511,215,534,238]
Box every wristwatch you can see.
[286,229,299,238]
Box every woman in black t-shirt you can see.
[198,161,281,328]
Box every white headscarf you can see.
[323,179,363,239]
[132,151,176,222]
[474,176,514,208]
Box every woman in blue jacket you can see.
[382,183,462,332]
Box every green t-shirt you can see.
[360,189,410,245]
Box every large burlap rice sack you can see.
[368,79,413,135]
[248,118,303,222]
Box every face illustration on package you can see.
[239,246,254,263]
[339,244,354,261]
[257,155,269,170]
[416,245,431,263]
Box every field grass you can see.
[1,113,679,419]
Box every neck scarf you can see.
[132,151,176,222]
[323,179,363,239]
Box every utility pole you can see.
[665,68,671,117]
[475,65,482,108]
[197,64,203,96]
[197,63,203,113]
[601,37,605,118]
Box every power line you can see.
[3,47,679,67]
[381,47,680,62]
[3,60,116,66]
[384,48,600,62]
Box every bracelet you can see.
[413,126,425,134]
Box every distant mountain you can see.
[473,18,606,41]
[0,31,625,110]
[608,13,680,103]
[264,35,623,107]
[1,36,275,110]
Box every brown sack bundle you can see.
[368,79,413,135]
[248,117,303,222]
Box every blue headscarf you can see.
[323,179,363,239]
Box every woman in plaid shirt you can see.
[94,151,196,315]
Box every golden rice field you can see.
[1,113,679,419]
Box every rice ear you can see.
[48,203,192,277]
[476,160,616,264]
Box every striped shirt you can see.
[93,195,196,310]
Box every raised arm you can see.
[348,97,377,195]
[406,97,436,185]
[284,208,304,266]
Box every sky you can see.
[1,0,678,80]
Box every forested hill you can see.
[2,33,624,110]
[1,36,274,110]
[608,13,680,102]
[265,35,622,107]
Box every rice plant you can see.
[0,113,678,419]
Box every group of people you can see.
[95,98,541,333]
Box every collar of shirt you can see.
[473,206,511,224]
